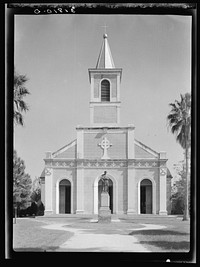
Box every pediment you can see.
[52,139,76,159]
[134,139,159,159]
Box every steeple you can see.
[88,33,122,126]
[96,34,115,69]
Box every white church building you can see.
[40,33,172,216]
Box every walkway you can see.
[42,221,166,252]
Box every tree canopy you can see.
[171,161,190,215]
[13,150,32,209]
[167,92,191,220]
[31,177,41,203]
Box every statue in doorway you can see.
[100,171,109,193]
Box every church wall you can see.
[106,168,127,214]
[114,168,128,214]
[93,106,118,124]
[84,132,127,159]
[83,169,96,213]
[93,76,101,98]
[83,169,104,213]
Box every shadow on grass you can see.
[129,229,189,236]
[139,241,190,251]
[14,246,59,252]
[129,229,190,251]
[14,246,114,252]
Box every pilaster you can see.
[44,167,53,215]
[76,126,84,159]
[91,76,94,101]
[127,124,135,159]
[159,151,167,215]
[117,74,120,101]
[76,167,84,214]
[76,127,85,213]
[127,168,137,214]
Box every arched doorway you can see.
[98,178,113,213]
[140,179,152,214]
[59,179,71,214]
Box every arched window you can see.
[101,80,110,102]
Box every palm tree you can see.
[167,93,191,220]
[14,69,30,126]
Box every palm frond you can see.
[14,111,24,126]
[13,70,30,126]
[17,99,29,112]
[167,113,179,123]
[177,129,186,149]
[167,93,191,150]
[14,73,28,88]
[171,123,181,135]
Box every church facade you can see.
[40,34,172,216]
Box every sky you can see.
[14,14,191,181]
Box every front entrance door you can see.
[59,179,71,214]
[98,179,113,213]
[140,179,152,214]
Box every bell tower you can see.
[88,34,122,126]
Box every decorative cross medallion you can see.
[160,168,167,175]
[98,137,112,159]
[45,168,51,176]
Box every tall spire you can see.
[96,34,115,69]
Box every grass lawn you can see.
[13,215,190,253]
[129,219,190,252]
[13,218,73,251]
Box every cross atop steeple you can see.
[101,24,108,35]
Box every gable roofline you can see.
[134,139,159,158]
[39,168,45,178]
[167,168,173,178]
[52,139,77,158]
